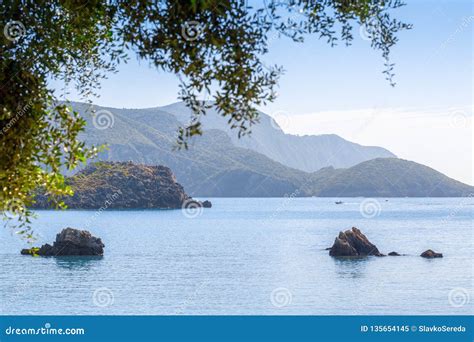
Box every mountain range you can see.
[67,101,473,197]
[159,102,396,172]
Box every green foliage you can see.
[1,1,117,235]
[21,247,40,256]
[1,0,410,237]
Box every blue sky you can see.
[262,0,471,113]
[54,0,472,111]
[52,0,473,184]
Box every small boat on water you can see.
[335,201,343,204]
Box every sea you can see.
[0,197,472,315]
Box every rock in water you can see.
[183,199,212,209]
[388,251,401,256]
[202,200,212,208]
[329,235,358,256]
[21,228,104,256]
[420,249,443,258]
[329,227,383,257]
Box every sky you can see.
[52,0,473,185]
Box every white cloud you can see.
[272,106,473,185]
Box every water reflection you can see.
[54,256,103,270]
[332,256,373,279]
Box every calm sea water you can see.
[1,198,472,315]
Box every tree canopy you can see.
[1,0,410,237]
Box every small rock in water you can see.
[202,200,212,208]
[388,251,401,256]
[420,249,443,258]
[184,199,212,208]
[20,228,104,257]
[329,227,383,257]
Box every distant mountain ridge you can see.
[65,101,473,197]
[159,102,396,172]
[309,158,473,197]
[34,159,474,211]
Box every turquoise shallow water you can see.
[0,198,472,315]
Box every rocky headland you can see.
[31,161,211,210]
